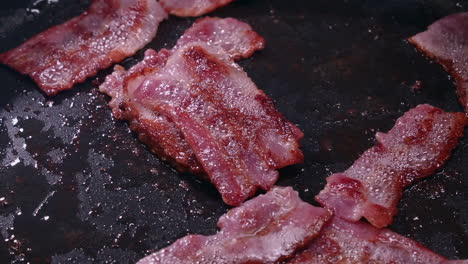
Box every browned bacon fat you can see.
[409,12,468,112]
[100,18,302,206]
[160,0,234,17]
[0,0,167,96]
[288,218,468,264]
[316,104,466,228]
[137,187,332,264]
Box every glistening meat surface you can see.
[160,0,234,17]
[100,17,265,119]
[125,42,302,205]
[409,12,468,112]
[288,218,468,264]
[99,17,266,176]
[100,18,302,206]
[98,49,202,173]
[137,187,332,264]
[0,0,167,96]
[316,104,466,228]
[174,17,266,60]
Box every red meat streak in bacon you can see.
[409,12,468,112]
[100,17,267,176]
[137,187,332,264]
[288,218,468,264]
[160,0,234,17]
[100,17,303,206]
[128,43,303,205]
[316,104,466,228]
[0,0,167,96]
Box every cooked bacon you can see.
[137,187,332,264]
[160,0,234,17]
[288,218,468,264]
[409,12,468,112]
[100,18,300,205]
[99,17,266,175]
[316,104,466,228]
[126,42,302,205]
[174,17,266,60]
[0,0,167,96]
[98,49,204,173]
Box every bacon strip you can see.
[99,17,266,175]
[409,12,468,112]
[288,218,468,264]
[0,0,167,96]
[160,0,234,17]
[137,187,332,264]
[131,43,303,205]
[316,104,466,228]
[100,18,301,205]
[174,17,265,61]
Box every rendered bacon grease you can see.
[137,187,332,264]
[316,104,466,228]
[409,12,468,112]
[288,218,468,264]
[0,0,167,96]
[160,0,234,17]
[100,18,303,206]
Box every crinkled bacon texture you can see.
[288,218,468,264]
[160,0,234,17]
[0,0,167,96]
[409,12,468,112]
[137,187,332,264]
[174,17,266,61]
[101,17,265,120]
[99,17,303,206]
[316,104,466,228]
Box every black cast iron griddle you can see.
[0,0,467,263]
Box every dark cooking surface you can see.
[0,0,467,263]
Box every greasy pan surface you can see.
[0,0,467,263]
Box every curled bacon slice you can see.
[409,12,468,112]
[129,43,302,205]
[99,17,267,176]
[137,187,332,264]
[0,0,167,96]
[316,104,466,228]
[100,18,301,205]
